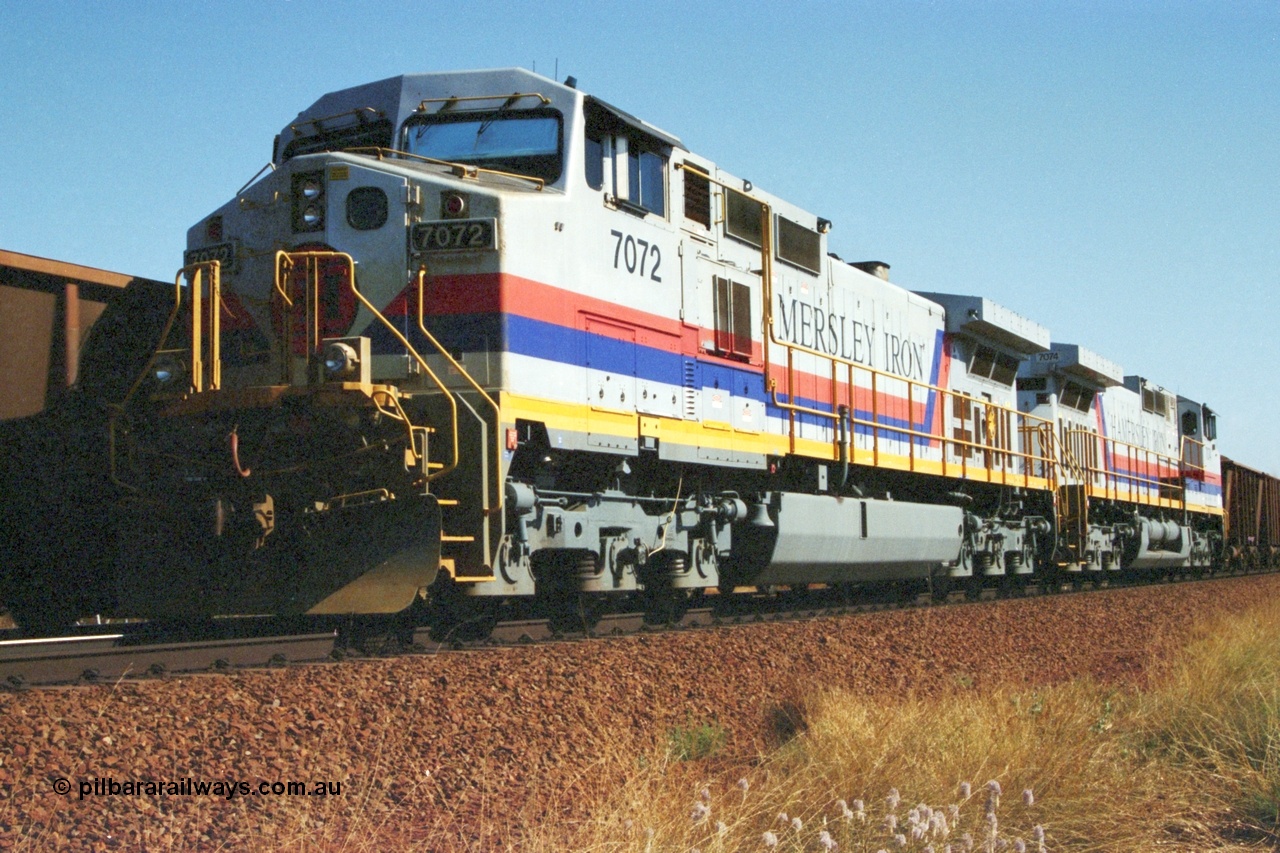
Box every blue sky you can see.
[2,1,1277,473]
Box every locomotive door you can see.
[688,255,764,460]
[680,250,712,339]
[326,167,412,346]
[584,313,637,452]
[688,256,760,359]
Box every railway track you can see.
[0,569,1238,689]
[0,631,336,688]
[415,572,1183,650]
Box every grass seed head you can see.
[887,787,902,811]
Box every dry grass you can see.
[521,595,1280,852]
[1133,595,1280,848]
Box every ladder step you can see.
[435,498,459,506]
[439,558,495,584]
[441,534,475,543]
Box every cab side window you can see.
[584,102,668,218]
[585,132,604,190]
[627,146,665,216]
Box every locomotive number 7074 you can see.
[610,230,662,282]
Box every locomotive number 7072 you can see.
[410,219,496,253]
[610,230,662,282]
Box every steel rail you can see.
[0,632,335,689]
[6,568,1270,688]
[415,567,1261,653]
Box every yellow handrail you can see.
[273,250,460,482]
[289,106,384,135]
[768,349,1060,486]
[108,260,223,489]
[416,92,551,111]
[1044,425,1091,551]
[675,163,1060,489]
[1065,425,1191,510]
[415,267,504,514]
[345,147,545,191]
[190,262,221,393]
[1180,434,1207,472]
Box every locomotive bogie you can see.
[961,514,1049,579]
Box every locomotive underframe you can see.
[0,331,1235,636]
[95,377,1232,627]
[481,418,1225,615]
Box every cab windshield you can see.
[402,110,562,182]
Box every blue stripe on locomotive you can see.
[365,314,947,445]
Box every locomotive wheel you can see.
[642,583,688,626]
[431,599,500,644]
[930,574,954,603]
[535,550,604,634]
[565,594,607,635]
[641,552,690,625]
[995,572,1019,598]
[545,588,605,635]
[422,581,499,644]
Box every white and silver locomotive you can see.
[20,68,1224,632]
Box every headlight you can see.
[319,337,370,384]
[323,341,360,379]
[291,170,326,232]
[299,177,323,199]
[152,354,186,385]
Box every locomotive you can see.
[3,67,1266,636]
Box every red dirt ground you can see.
[2,573,1276,850]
